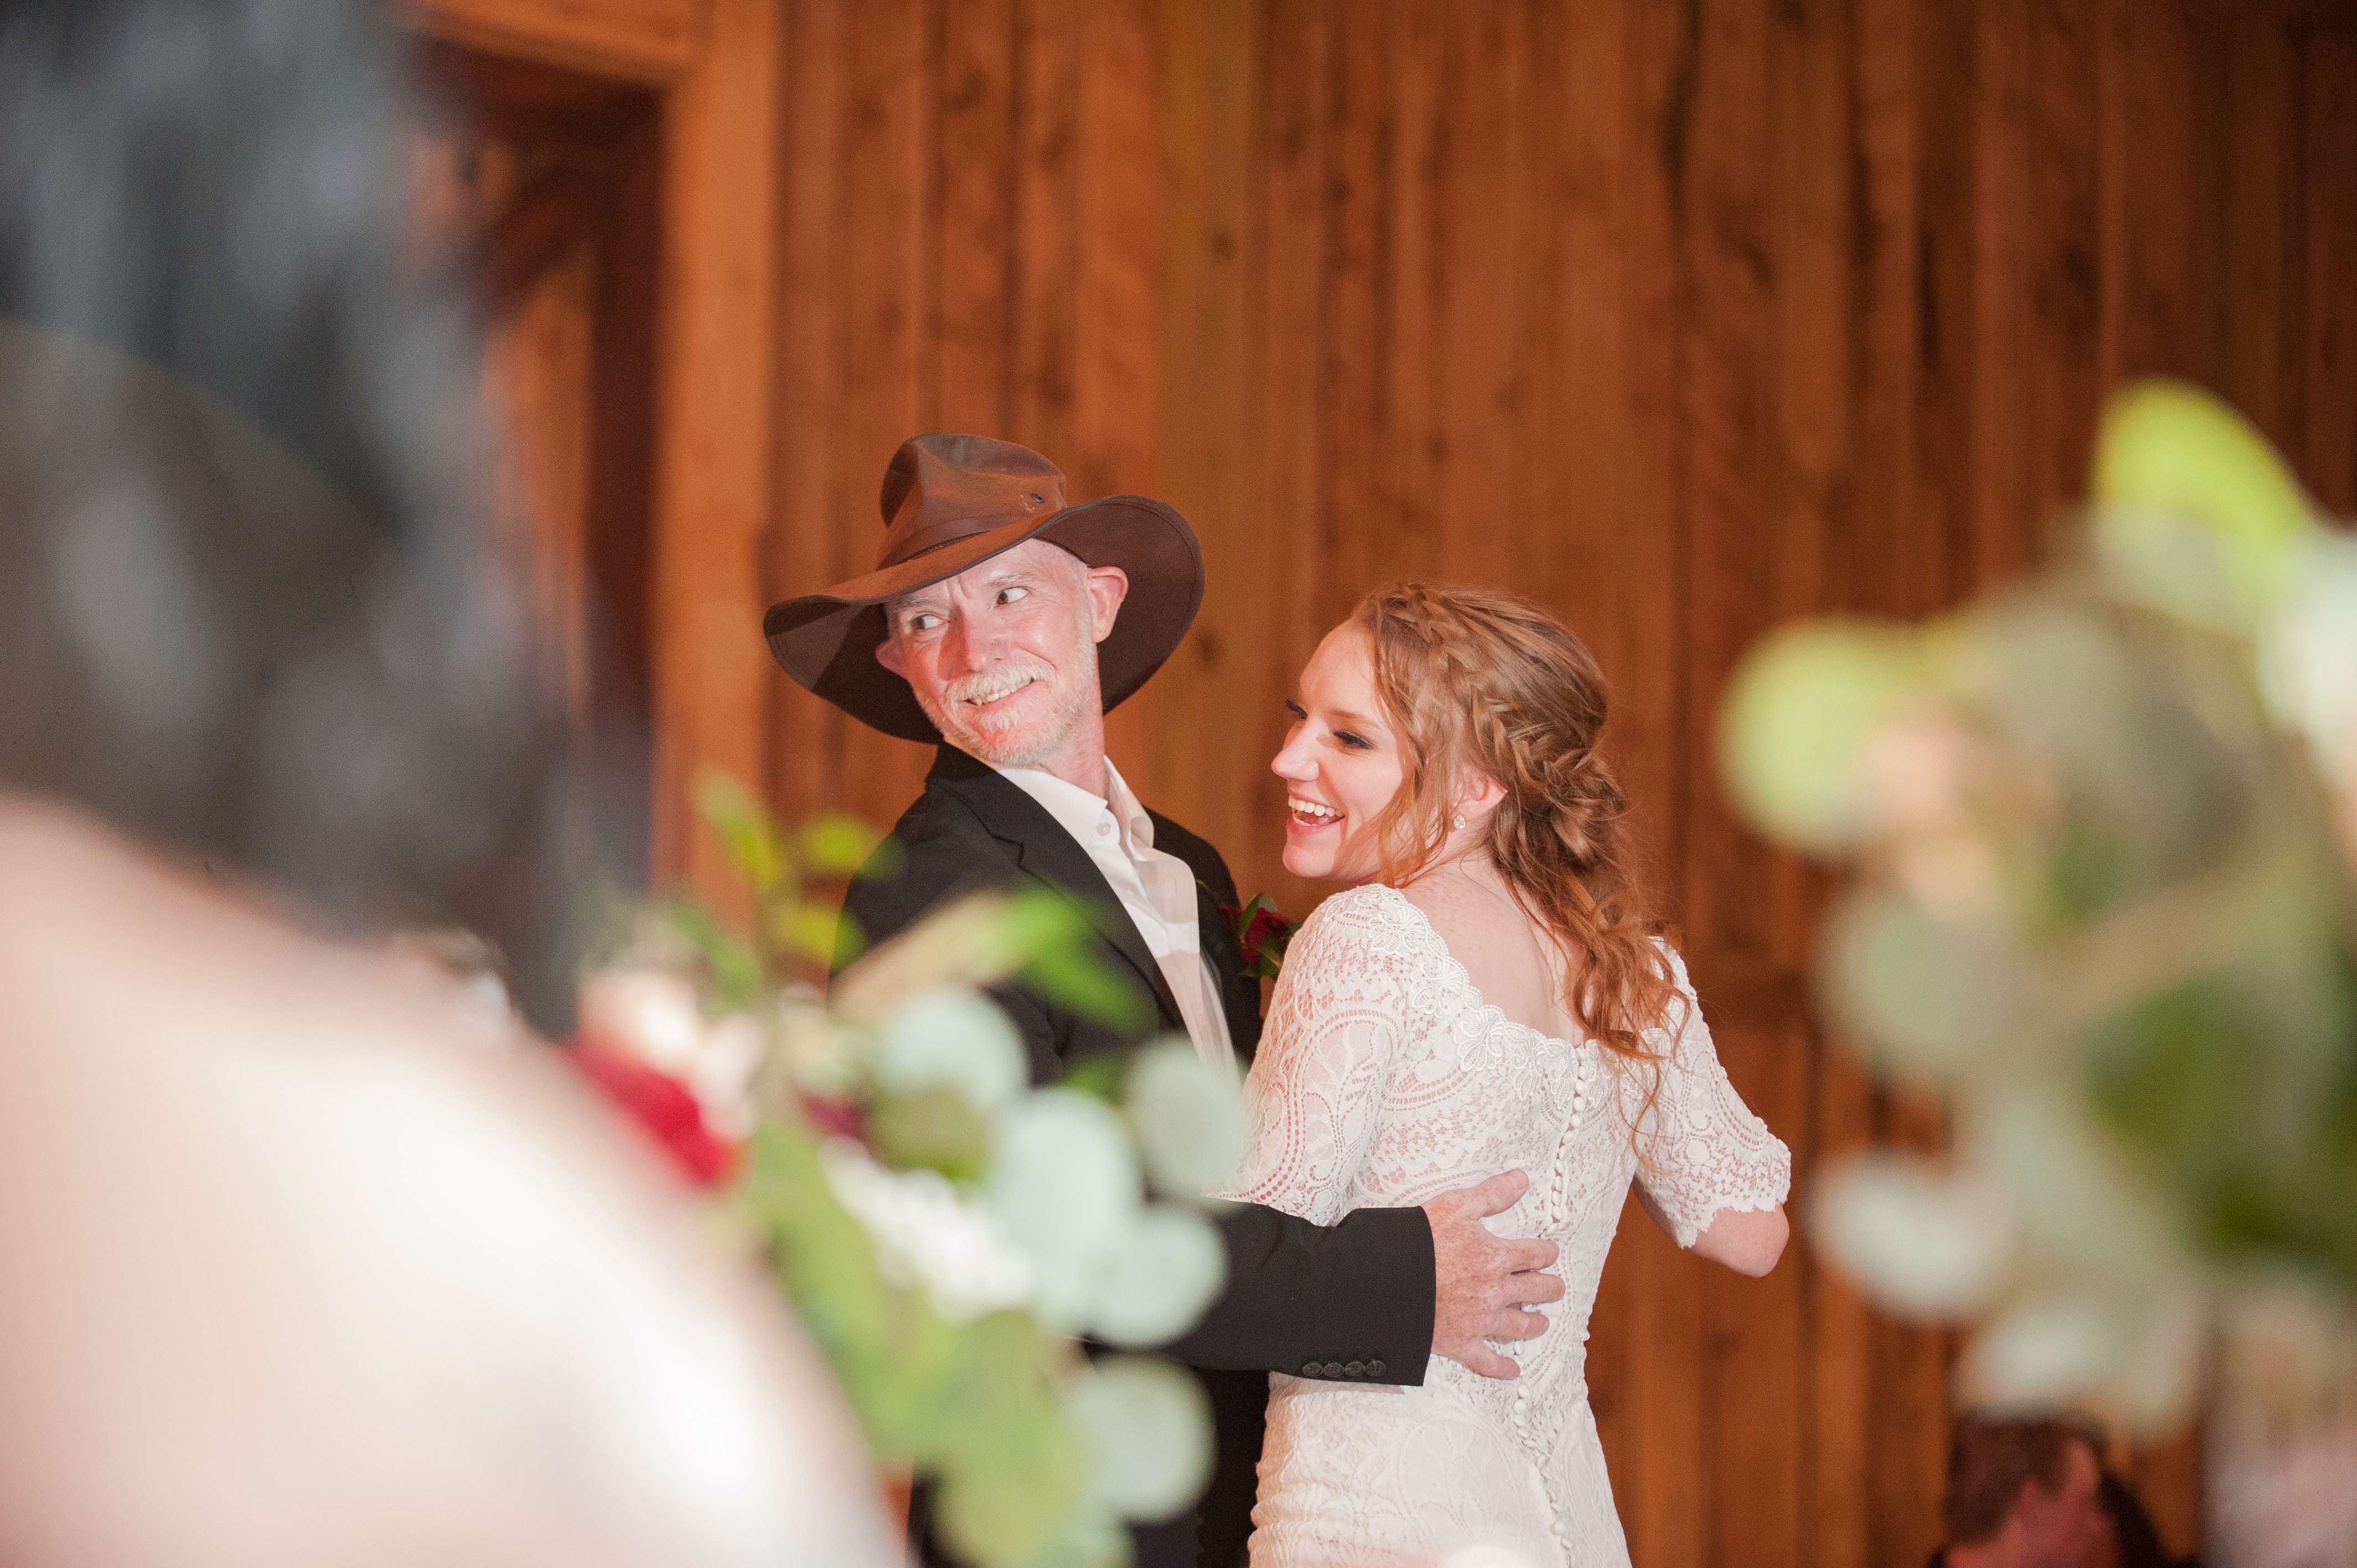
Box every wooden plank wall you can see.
[753,2,2357,1563]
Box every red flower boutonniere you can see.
[1222,893,1296,980]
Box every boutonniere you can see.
[1221,893,1296,980]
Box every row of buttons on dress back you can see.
[1510,1048,1595,1560]
[1298,1359,1385,1379]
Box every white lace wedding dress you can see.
[1221,883,1791,1567]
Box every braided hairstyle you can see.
[1354,582,1681,1082]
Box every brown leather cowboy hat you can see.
[764,434,1204,742]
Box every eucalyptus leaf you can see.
[935,1394,1089,1567]
[875,988,1028,1112]
[1086,1206,1225,1348]
[871,1085,994,1182]
[1064,1355,1214,1523]
[802,811,889,876]
[2091,379,2318,626]
[1818,889,2035,1086]
[1126,1040,1246,1199]
[696,771,790,894]
[1717,618,1928,853]
[989,1090,1144,1332]
[1024,946,1152,1033]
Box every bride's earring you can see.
[1452,814,1466,831]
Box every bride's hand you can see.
[1423,1170,1562,1380]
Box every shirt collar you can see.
[1100,760,1156,852]
[992,760,1157,858]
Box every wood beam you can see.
[646,0,782,895]
[406,0,709,85]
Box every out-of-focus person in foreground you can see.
[0,3,895,1565]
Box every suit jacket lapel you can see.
[923,746,1185,1031]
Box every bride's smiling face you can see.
[1272,624,1404,884]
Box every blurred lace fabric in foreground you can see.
[0,1,897,1563]
[1721,383,2357,1565]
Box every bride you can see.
[1223,582,1792,1567]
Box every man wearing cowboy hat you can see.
[768,435,1563,1568]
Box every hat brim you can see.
[763,495,1205,743]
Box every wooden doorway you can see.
[411,43,662,879]
[402,0,783,898]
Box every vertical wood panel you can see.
[1245,0,1331,920]
[1970,0,2102,588]
[933,0,1018,434]
[2219,17,2299,452]
[2101,0,2210,385]
[1155,0,1257,858]
[834,0,933,816]
[1381,0,1444,597]
[770,0,847,824]
[1432,0,1531,597]
[647,0,781,891]
[2303,14,2357,513]
[1312,0,1387,624]
[1078,0,1170,778]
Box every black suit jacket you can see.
[838,746,1436,1568]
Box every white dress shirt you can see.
[995,760,1239,1081]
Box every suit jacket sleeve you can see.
[1166,1201,1434,1384]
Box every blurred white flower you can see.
[1963,1283,2205,1435]
[579,968,704,1070]
[1126,1040,1247,1199]
[1812,1154,2013,1318]
[1963,1290,2123,1409]
[2258,533,2357,785]
[1063,1356,1213,1523]
[685,1013,765,1139]
[1089,1206,1225,1349]
[987,1090,1143,1333]
[772,992,861,1098]
[579,968,763,1138]
[873,989,1027,1113]
[817,1139,1035,1322]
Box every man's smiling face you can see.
[874,538,1129,770]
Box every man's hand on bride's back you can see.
[1423,1170,1562,1380]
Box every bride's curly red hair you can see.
[1354,582,1681,1080]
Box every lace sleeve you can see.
[1630,947,1792,1249]
[1215,890,1412,1227]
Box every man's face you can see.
[874,539,1128,769]
[2019,1439,2107,1568]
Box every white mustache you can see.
[941,660,1051,708]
